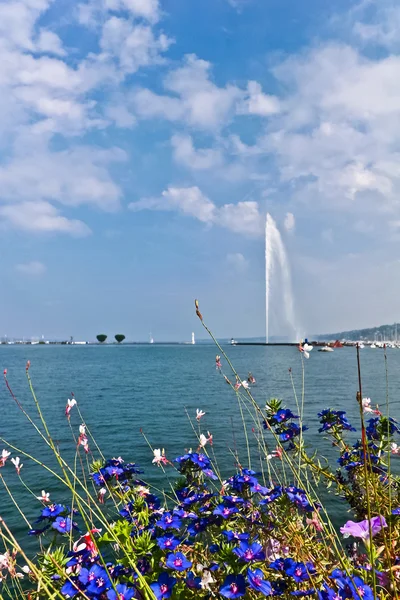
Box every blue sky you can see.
[1,0,400,341]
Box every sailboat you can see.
[149,333,154,344]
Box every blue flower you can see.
[166,551,192,571]
[220,574,246,599]
[347,576,374,600]
[213,504,239,519]
[247,568,273,596]
[285,561,316,583]
[275,409,299,422]
[392,507,400,515]
[61,579,82,597]
[42,504,65,518]
[79,564,111,595]
[107,584,135,600]
[222,530,250,542]
[156,512,182,530]
[233,541,264,562]
[52,517,72,534]
[290,590,315,597]
[156,534,180,551]
[150,572,176,600]
[186,571,202,589]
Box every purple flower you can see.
[220,574,246,599]
[107,584,135,600]
[166,551,192,571]
[52,516,72,534]
[340,516,387,540]
[150,572,176,600]
[233,541,264,562]
[186,571,202,589]
[247,568,273,596]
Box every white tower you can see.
[191,332,195,345]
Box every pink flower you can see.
[306,513,324,531]
[391,443,399,454]
[215,355,222,370]
[196,409,206,421]
[77,425,89,453]
[340,516,387,540]
[0,449,11,468]
[362,398,381,415]
[267,446,283,460]
[36,490,50,503]
[98,488,106,504]
[152,449,168,466]
[65,398,77,418]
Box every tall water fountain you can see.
[265,213,297,343]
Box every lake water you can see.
[1,343,399,544]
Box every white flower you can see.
[362,398,372,412]
[21,565,30,574]
[0,449,11,467]
[303,343,313,353]
[11,457,22,474]
[200,570,214,590]
[199,434,208,447]
[196,409,206,421]
[79,424,86,435]
[241,380,249,389]
[36,490,50,503]
[152,448,168,465]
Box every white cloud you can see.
[0,201,91,236]
[36,29,66,56]
[171,134,224,170]
[132,54,242,130]
[0,146,125,211]
[100,16,173,74]
[284,212,295,232]
[78,0,161,25]
[226,252,249,271]
[352,1,400,50]
[129,186,264,236]
[16,260,47,276]
[238,81,280,116]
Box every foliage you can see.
[96,334,107,343]
[115,334,126,344]
[1,306,400,599]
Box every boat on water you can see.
[231,338,238,345]
[370,343,376,348]
[318,346,334,352]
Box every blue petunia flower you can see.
[156,512,182,530]
[166,551,192,571]
[150,572,176,600]
[285,561,316,583]
[61,578,82,598]
[186,571,202,589]
[107,584,135,600]
[220,574,247,599]
[247,568,273,596]
[52,516,72,534]
[42,504,65,518]
[233,541,264,562]
[346,576,374,600]
[213,504,239,519]
[79,564,111,595]
[156,534,181,551]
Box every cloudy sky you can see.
[1,0,400,341]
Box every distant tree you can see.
[96,334,107,343]
[115,334,126,344]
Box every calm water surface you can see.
[1,343,399,543]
